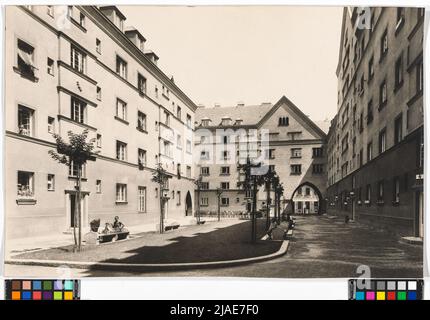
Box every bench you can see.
[99,231,130,243]
[164,223,180,231]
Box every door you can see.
[70,194,76,228]
[185,191,192,216]
[305,201,310,214]
[68,193,87,229]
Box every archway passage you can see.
[289,182,324,215]
[185,191,192,216]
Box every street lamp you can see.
[216,187,223,222]
[194,174,203,224]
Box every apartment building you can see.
[5,5,197,239]
[326,7,424,236]
[194,96,329,216]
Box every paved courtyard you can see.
[5,214,423,278]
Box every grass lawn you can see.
[13,219,282,264]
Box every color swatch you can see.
[5,279,80,300]
[349,279,423,300]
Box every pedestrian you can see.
[267,217,278,240]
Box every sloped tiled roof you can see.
[195,103,273,127]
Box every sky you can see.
[120,5,343,122]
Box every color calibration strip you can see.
[5,279,80,300]
[349,279,423,300]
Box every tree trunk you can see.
[159,184,164,234]
[266,182,271,230]
[77,166,82,252]
[217,195,220,222]
[197,188,201,224]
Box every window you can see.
[222,151,230,160]
[366,184,371,203]
[393,178,400,203]
[221,198,230,206]
[96,134,102,148]
[138,186,146,212]
[48,116,55,134]
[341,133,349,154]
[116,141,127,161]
[164,111,170,126]
[359,149,363,167]
[380,29,388,59]
[291,164,302,175]
[379,128,386,153]
[96,38,101,54]
[17,171,34,197]
[312,147,323,158]
[17,39,35,77]
[379,80,387,109]
[176,134,182,149]
[116,98,127,121]
[116,55,127,79]
[221,182,230,190]
[312,164,324,174]
[278,117,289,126]
[116,184,127,203]
[368,56,374,80]
[266,149,275,159]
[47,5,54,17]
[18,105,34,136]
[176,191,181,206]
[68,161,86,178]
[395,55,403,89]
[162,141,172,158]
[138,149,146,167]
[396,8,405,31]
[47,57,54,75]
[47,174,55,191]
[187,114,192,128]
[221,166,230,175]
[200,197,209,206]
[297,187,302,195]
[137,111,146,131]
[367,141,373,162]
[95,180,102,193]
[201,167,210,175]
[394,114,403,145]
[96,86,102,100]
[291,148,302,158]
[416,61,423,95]
[79,12,85,28]
[186,140,191,153]
[201,182,209,190]
[67,6,73,18]
[200,151,210,160]
[305,187,311,196]
[201,119,210,127]
[377,180,384,201]
[71,97,86,123]
[70,45,86,73]
[367,99,373,124]
[176,106,181,119]
[186,166,191,178]
[137,73,146,94]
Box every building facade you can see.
[194,97,329,216]
[5,5,197,239]
[326,7,424,237]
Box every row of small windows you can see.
[199,147,323,160]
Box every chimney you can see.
[214,103,221,108]
[237,101,245,107]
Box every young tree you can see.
[48,129,97,251]
[152,163,172,233]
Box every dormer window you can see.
[221,117,231,126]
[201,119,211,127]
[235,119,243,126]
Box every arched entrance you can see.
[290,182,324,215]
[185,191,192,216]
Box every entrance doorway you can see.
[67,193,87,230]
[185,191,192,216]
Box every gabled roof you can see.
[257,96,327,139]
[195,103,273,127]
[195,96,328,139]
